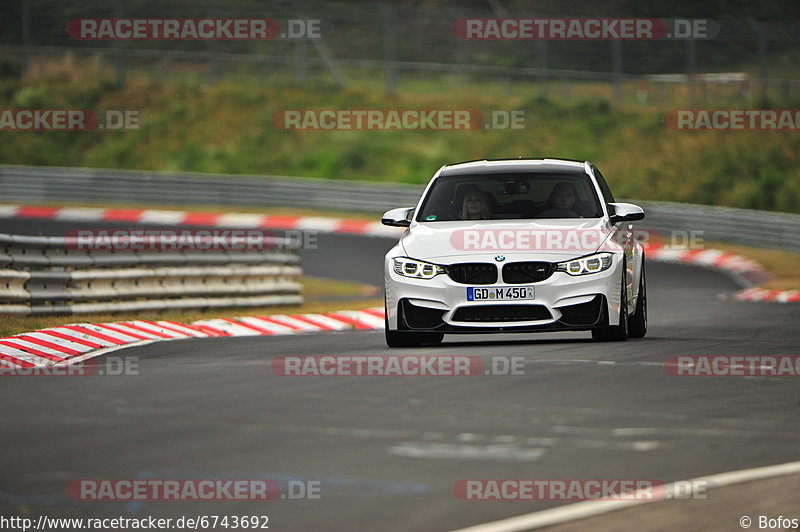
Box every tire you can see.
[384,308,444,348]
[592,266,629,342]
[628,260,647,339]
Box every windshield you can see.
[416,172,604,222]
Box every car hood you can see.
[400,218,615,263]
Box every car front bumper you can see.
[384,255,624,333]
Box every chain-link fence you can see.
[3,0,800,105]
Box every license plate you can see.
[467,286,535,301]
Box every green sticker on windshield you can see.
[425,215,438,221]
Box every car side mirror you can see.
[381,207,415,227]
[608,202,645,224]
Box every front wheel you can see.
[592,267,629,342]
[385,309,443,348]
[628,260,647,338]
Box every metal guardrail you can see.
[1,165,799,253]
[634,200,800,253]
[0,232,303,315]
[0,165,420,214]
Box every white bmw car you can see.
[382,158,647,347]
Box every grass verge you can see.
[3,67,800,213]
[703,241,800,291]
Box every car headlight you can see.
[556,253,614,276]
[392,257,446,279]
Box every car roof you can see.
[439,158,590,176]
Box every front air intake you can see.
[557,295,605,326]
[452,304,552,322]
[502,262,555,284]
[400,300,446,329]
[447,263,497,284]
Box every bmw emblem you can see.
[495,255,506,262]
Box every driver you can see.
[529,181,580,218]
[548,182,578,212]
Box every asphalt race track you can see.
[2,219,800,531]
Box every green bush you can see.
[0,74,798,213]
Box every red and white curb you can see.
[1,203,795,302]
[0,204,399,237]
[731,288,800,303]
[0,308,385,369]
[643,243,797,302]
